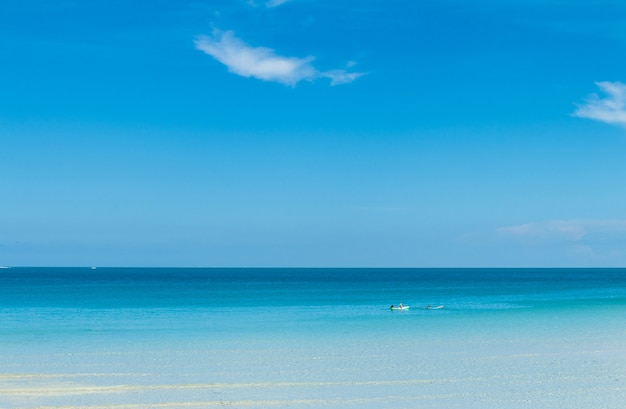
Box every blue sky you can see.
[1,0,626,267]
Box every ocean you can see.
[1,267,625,408]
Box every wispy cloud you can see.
[194,30,365,87]
[497,219,626,241]
[573,81,626,127]
[265,0,291,7]
[247,0,292,7]
[322,67,364,86]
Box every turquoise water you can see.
[2,268,626,408]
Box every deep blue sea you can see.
[2,268,626,408]
[4,267,626,309]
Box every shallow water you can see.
[1,268,625,408]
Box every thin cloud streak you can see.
[497,219,626,241]
[322,69,364,86]
[265,0,291,7]
[573,81,626,127]
[246,0,291,8]
[194,30,365,87]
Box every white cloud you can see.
[194,30,364,86]
[497,220,626,241]
[573,81,626,127]
[321,69,366,86]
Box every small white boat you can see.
[390,305,409,310]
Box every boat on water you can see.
[425,305,444,310]
[390,305,409,310]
